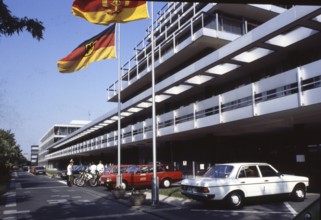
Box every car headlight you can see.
[181,185,188,190]
[197,187,210,193]
[106,178,112,182]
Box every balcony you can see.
[47,59,321,160]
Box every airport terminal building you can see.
[38,3,321,191]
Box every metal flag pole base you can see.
[151,177,159,206]
[116,174,122,188]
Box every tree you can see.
[0,129,28,178]
[0,0,45,40]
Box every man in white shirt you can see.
[89,162,97,175]
[67,159,74,187]
[97,160,104,175]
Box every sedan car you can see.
[100,164,133,188]
[32,166,46,175]
[181,162,309,208]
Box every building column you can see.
[293,124,307,175]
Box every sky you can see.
[0,0,165,158]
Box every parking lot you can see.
[1,171,319,220]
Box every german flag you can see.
[72,0,148,25]
[57,24,116,73]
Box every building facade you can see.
[30,145,39,166]
[38,120,89,168]
[41,3,321,191]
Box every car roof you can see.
[216,162,270,166]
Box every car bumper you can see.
[181,191,215,201]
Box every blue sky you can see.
[0,0,164,157]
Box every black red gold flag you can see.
[57,24,116,73]
[72,0,149,25]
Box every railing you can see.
[47,60,321,160]
[107,3,216,100]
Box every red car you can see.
[100,164,132,186]
[104,164,183,190]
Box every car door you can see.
[237,165,264,197]
[258,165,285,195]
[135,165,151,187]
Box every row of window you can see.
[48,72,321,159]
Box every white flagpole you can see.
[151,1,159,205]
[116,23,122,188]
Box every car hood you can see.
[281,174,309,182]
[181,177,235,187]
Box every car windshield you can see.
[36,166,45,170]
[104,166,113,174]
[203,165,234,178]
[126,165,139,174]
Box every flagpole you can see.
[151,1,159,205]
[116,23,122,188]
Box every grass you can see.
[46,169,58,176]
[159,187,188,200]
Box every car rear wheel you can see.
[291,185,306,202]
[226,191,244,209]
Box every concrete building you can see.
[38,120,89,168]
[30,145,39,166]
[40,3,321,191]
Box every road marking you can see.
[284,202,297,216]
[191,209,295,215]
[47,199,69,204]
[5,203,16,208]
[3,210,30,215]
[2,216,17,220]
[59,180,67,185]
[65,211,150,220]
[17,186,67,190]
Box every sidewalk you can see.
[114,189,199,209]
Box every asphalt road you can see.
[0,170,319,220]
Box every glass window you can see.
[204,165,234,178]
[259,165,279,177]
[238,166,259,178]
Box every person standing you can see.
[67,159,74,187]
[89,161,97,175]
[97,160,104,176]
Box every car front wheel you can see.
[162,178,171,188]
[225,191,244,209]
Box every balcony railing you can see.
[107,4,244,100]
[46,59,321,160]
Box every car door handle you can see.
[264,180,269,182]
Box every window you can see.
[204,165,234,178]
[238,166,259,178]
[259,165,279,177]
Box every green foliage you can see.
[0,129,28,177]
[0,0,45,40]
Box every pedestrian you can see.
[97,160,104,176]
[89,161,97,175]
[67,159,74,187]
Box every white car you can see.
[181,162,309,208]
